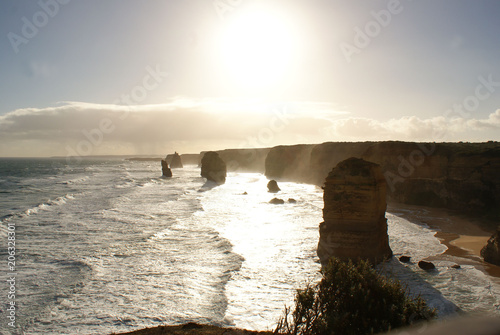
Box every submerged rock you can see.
[481,227,500,266]
[418,260,436,271]
[161,159,172,177]
[269,198,285,205]
[170,152,183,169]
[267,180,281,193]
[288,198,297,203]
[200,151,227,184]
[317,157,393,265]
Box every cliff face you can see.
[362,142,500,216]
[317,158,392,265]
[309,142,374,185]
[179,154,201,166]
[264,145,314,182]
[265,141,500,219]
[215,148,270,173]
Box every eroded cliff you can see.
[264,141,500,219]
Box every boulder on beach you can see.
[418,260,436,271]
[481,227,500,266]
[399,255,411,263]
[161,159,172,177]
[201,151,227,184]
[170,152,183,169]
[317,157,393,265]
[269,198,285,205]
[267,180,281,193]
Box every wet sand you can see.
[388,203,500,278]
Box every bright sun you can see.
[216,5,300,91]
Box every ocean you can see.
[0,158,499,335]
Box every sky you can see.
[1,0,500,157]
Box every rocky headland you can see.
[317,157,392,265]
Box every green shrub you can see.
[275,258,436,335]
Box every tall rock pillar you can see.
[161,159,172,177]
[317,157,392,265]
[201,151,227,184]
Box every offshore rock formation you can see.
[317,158,392,265]
[481,227,500,266]
[267,180,281,193]
[201,151,227,184]
[161,159,172,177]
[169,152,183,169]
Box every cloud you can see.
[0,99,342,157]
[466,109,500,129]
[328,110,500,141]
[1,100,499,157]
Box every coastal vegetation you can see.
[275,258,436,335]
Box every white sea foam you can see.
[2,161,499,335]
[60,175,90,185]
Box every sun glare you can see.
[216,6,300,91]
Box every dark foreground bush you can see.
[275,258,436,335]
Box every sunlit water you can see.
[0,158,499,335]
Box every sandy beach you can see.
[388,203,500,278]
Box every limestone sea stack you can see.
[481,227,500,266]
[317,157,392,265]
[161,159,172,177]
[170,152,183,168]
[201,151,227,184]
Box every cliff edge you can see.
[265,141,500,220]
